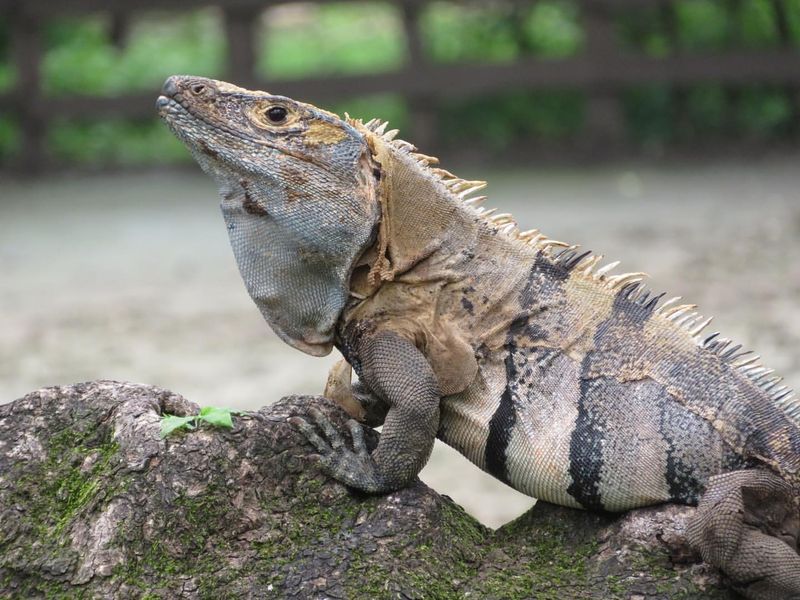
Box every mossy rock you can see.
[0,381,732,599]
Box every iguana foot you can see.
[289,407,390,493]
[687,469,800,600]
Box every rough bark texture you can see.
[0,380,735,599]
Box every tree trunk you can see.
[0,381,733,599]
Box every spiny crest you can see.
[547,254,798,421]
[353,118,650,287]
[698,333,798,412]
[592,278,796,412]
[349,115,797,417]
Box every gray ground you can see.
[2,156,799,528]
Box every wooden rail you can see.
[2,0,799,171]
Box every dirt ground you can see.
[2,156,799,527]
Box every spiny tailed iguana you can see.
[158,75,800,599]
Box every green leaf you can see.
[198,406,235,429]
[160,415,197,438]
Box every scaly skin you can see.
[158,75,800,599]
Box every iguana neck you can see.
[358,134,479,291]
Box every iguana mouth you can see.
[157,96,239,138]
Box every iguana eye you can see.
[265,106,288,124]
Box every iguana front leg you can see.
[687,469,800,600]
[292,330,440,493]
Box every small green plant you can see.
[160,406,242,437]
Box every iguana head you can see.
[157,75,380,356]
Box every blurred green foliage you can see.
[737,0,781,47]
[330,93,410,134]
[42,12,225,96]
[0,115,19,161]
[737,86,794,133]
[525,1,584,57]
[1,0,799,165]
[423,3,521,63]
[48,119,188,164]
[674,0,731,50]
[684,85,728,135]
[0,20,13,90]
[440,91,584,151]
[259,3,405,78]
[422,1,583,62]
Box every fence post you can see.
[224,6,258,87]
[109,10,130,49]
[583,2,625,151]
[401,0,437,151]
[660,0,689,142]
[772,0,799,134]
[11,7,45,173]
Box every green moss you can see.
[478,520,599,599]
[9,581,94,600]
[342,547,397,599]
[1,416,726,599]
[112,477,240,592]
[604,575,628,597]
[337,498,487,600]
[439,500,487,558]
[254,475,380,590]
[10,426,121,543]
[141,473,332,592]
[0,424,122,597]
[625,547,729,599]
[49,448,117,535]
[475,507,726,600]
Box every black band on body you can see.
[567,357,606,510]
[485,347,519,484]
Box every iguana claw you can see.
[323,359,390,427]
[289,408,387,493]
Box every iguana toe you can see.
[290,409,389,493]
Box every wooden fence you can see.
[2,0,800,172]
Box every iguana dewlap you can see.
[159,75,800,599]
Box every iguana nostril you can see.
[161,77,179,98]
[191,84,206,95]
